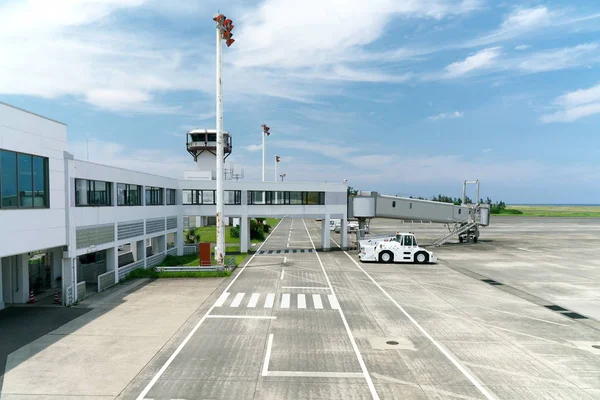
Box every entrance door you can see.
[28,252,52,295]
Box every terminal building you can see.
[0,102,348,309]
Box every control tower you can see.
[185,129,232,180]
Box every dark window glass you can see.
[207,134,216,142]
[18,153,33,207]
[225,190,241,205]
[289,191,302,205]
[202,190,214,204]
[33,156,47,207]
[117,183,141,206]
[75,179,112,206]
[166,189,177,205]
[117,183,126,205]
[145,187,163,205]
[1,150,18,207]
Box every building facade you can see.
[0,102,348,309]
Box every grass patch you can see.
[504,205,600,217]
[265,218,281,227]
[122,267,231,280]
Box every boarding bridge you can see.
[348,180,490,247]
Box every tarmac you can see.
[1,216,600,399]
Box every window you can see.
[0,150,48,209]
[392,201,396,208]
[225,190,241,205]
[75,179,112,206]
[202,190,214,204]
[183,189,196,205]
[166,189,177,205]
[247,191,325,205]
[403,235,414,246]
[145,186,164,206]
[117,183,141,206]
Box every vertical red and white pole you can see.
[215,17,225,265]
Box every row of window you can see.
[248,191,325,205]
[181,190,325,206]
[0,150,49,209]
[183,190,241,205]
[75,179,177,207]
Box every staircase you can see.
[432,221,478,247]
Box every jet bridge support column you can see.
[321,214,330,251]
[358,218,367,240]
[340,215,348,250]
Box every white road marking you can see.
[214,292,230,307]
[231,293,245,308]
[280,270,285,280]
[262,333,274,376]
[281,286,328,290]
[207,315,276,320]
[264,293,275,308]
[302,220,380,400]
[312,294,323,309]
[297,294,306,309]
[283,256,287,264]
[327,294,340,310]
[281,293,291,308]
[136,220,284,400]
[248,293,260,308]
[341,249,498,400]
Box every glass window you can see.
[183,189,194,204]
[1,150,18,207]
[202,190,214,204]
[403,235,413,246]
[289,191,302,205]
[166,189,177,205]
[117,183,141,206]
[75,179,112,206]
[18,153,33,207]
[145,186,163,206]
[225,190,241,205]
[33,156,47,207]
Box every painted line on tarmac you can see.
[207,315,276,320]
[136,219,284,400]
[302,219,380,400]
[280,270,285,280]
[317,222,498,400]
[262,333,274,376]
[335,239,497,400]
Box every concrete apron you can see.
[0,277,225,400]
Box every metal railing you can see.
[146,252,166,268]
[118,260,144,280]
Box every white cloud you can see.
[501,6,551,31]
[517,43,599,72]
[428,111,464,120]
[443,47,501,77]
[515,45,529,51]
[245,144,262,152]
[482,148,492,153]
[541,83,600,123]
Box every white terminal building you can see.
[0,102,348,309]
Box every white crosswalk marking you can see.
[231,293,245,308]
[297,294,306,309]
[312,294,323,309]
[215,292,230,307]
[328,294,340,310]
[264,293,275,308]
[281,293,290,308]
[248,293,260,308]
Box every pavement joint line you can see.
[281,286,329,290]
[207,315,276,320]
[302,219,380,400]
[338,242,498,400]
[135,219,284,400]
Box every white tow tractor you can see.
[358,232,438,264]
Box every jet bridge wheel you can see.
[379,251,393,263]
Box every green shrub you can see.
[230,225,240,238]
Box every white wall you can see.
[0,103,68,258]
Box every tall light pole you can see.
[280,173,286,182]
[213,13,235,266]
[261,124,270,182]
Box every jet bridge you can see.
[348,180,490,246]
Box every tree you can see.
[347,186,359,196]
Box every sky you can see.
[1,0,600,204]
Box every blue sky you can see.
[1,0,600,204]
